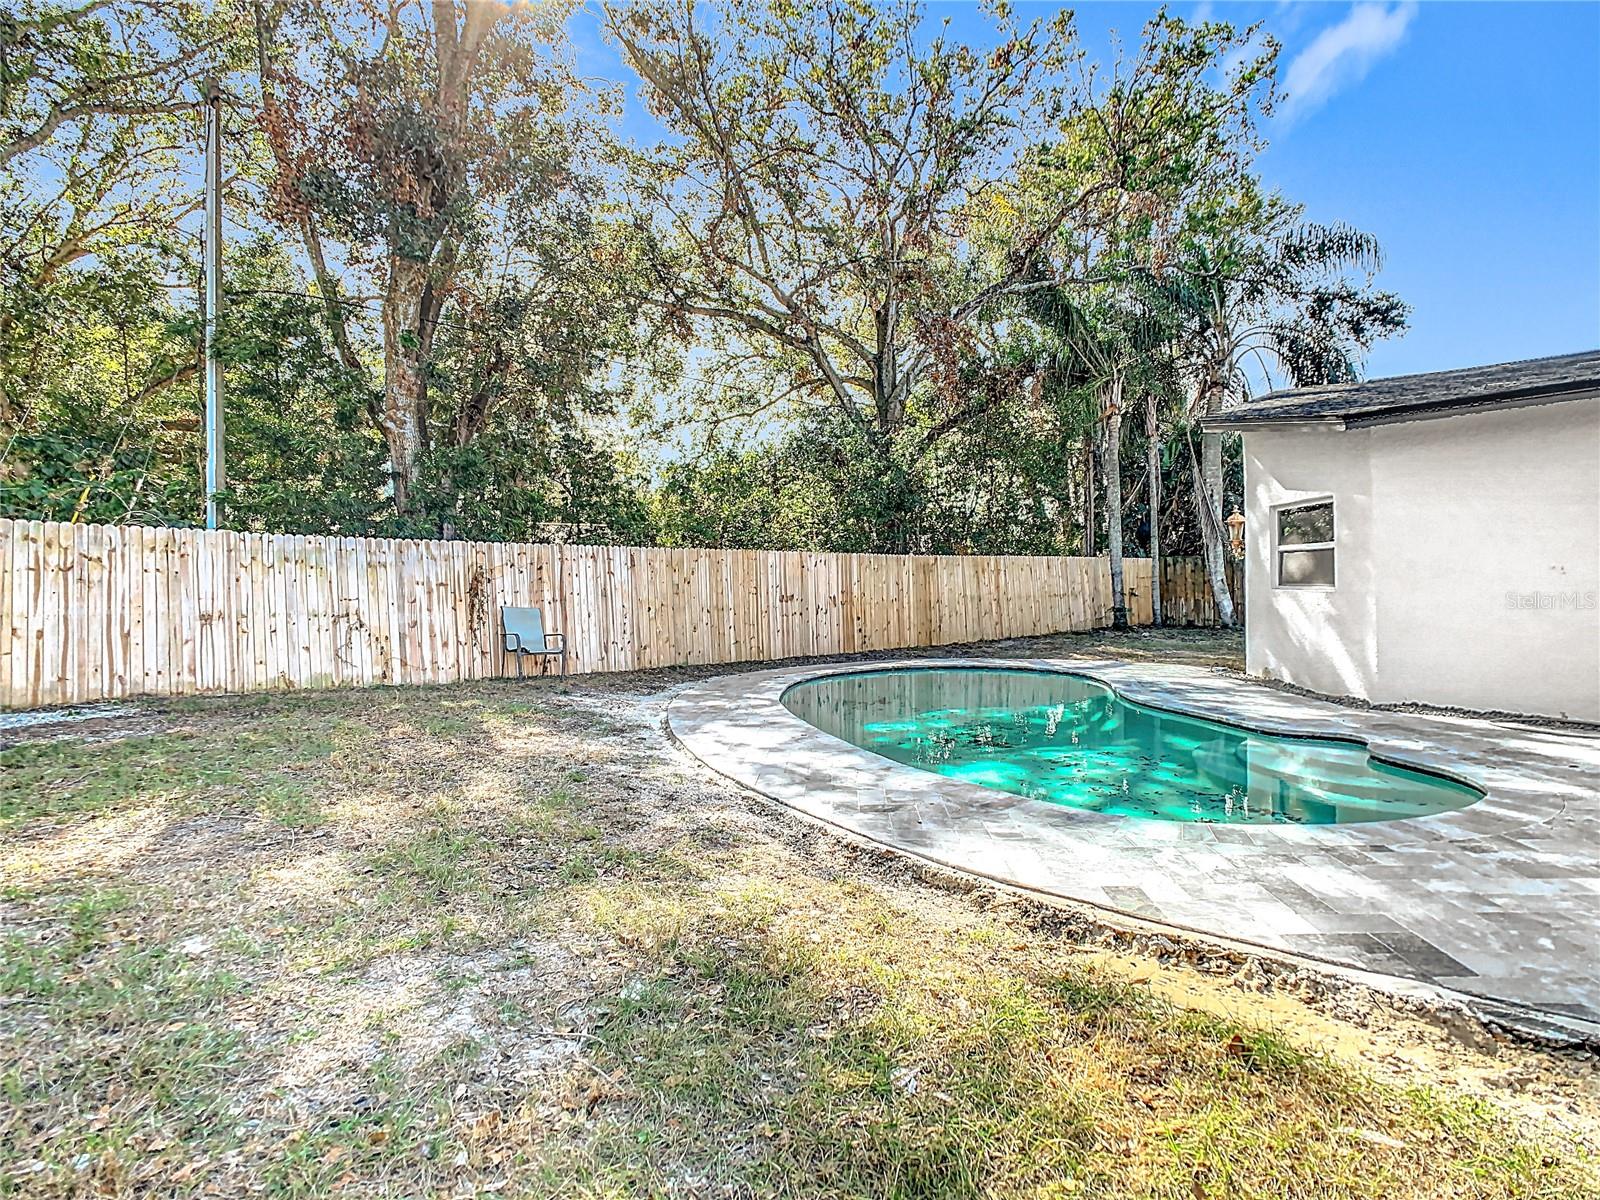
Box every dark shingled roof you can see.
[1202,349,1600,430]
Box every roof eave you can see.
[1199,415,1345,433]
[1206,382,1600,434]
[1340,386,1600,429]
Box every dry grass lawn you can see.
[3,629,1597,1198]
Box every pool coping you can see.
[667,657,1600,1042]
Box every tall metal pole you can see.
[202,78,225,529]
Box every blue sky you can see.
[1215,0,1600,379]
[572,1,1600,383]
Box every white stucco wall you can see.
[1243,396,1600,722]
[1242,424,1380,701]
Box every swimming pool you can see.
[781,667,1482,825]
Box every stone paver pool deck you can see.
[668,658,1600,1040]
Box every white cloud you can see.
[1281,2,1418,124]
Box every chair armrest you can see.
[504,631,524,653]
[543,632,566,651]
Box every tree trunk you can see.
[1081,434,1096,556]
[1189,430,1236,629]
[1197,479,1236,626]
[380,257,434,514]
[1104,380,1126,629]
[1196,372,1236,627]
[0,312,14,425]
[1061,458,1078,553]
[1144,390,1162,626]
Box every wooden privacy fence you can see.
[0,518,1235,709]
[1120,557,1243,629]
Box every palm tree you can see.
[1165,205,1408,624]
[1023,276,1174,627]
[1137,363,1186,626]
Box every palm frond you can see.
[1275,221,1383,274]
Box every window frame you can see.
[1273,498,1336,590]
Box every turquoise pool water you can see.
[781,668,1481,825]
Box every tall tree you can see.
[254,0,601,515]
[0,1,241,426]
[609,0,1087,445]
[1169,188,1408,623]
[999,9,1274,614]
[613,0,1277,551]
[1019,278,1176,626]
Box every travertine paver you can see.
[668,658,1600,1037]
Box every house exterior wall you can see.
[1242,396,1600,722]
[1243,425,1380,701]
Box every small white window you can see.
[1275,500,1334,588]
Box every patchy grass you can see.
[0,723,331,829]
[568,874,1583,1198]
[0,630,1594,1198]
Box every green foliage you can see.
[655,418,927,554]
[0,425,198,525]
[920,404,1083,556]
[0,0,1398,567]
[656,398,1094,556]
[210,239,389,534]
[652,432,864,552]
[0,241,202,522]
[407,429,654,545]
